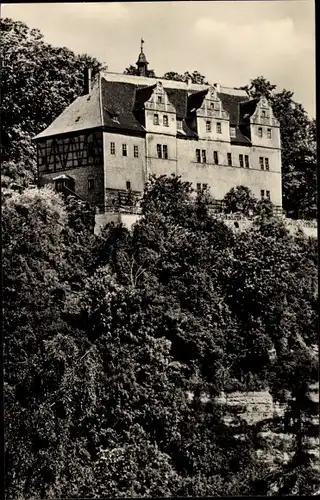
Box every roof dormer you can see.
[250,96,280,127]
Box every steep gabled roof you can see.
[187,88,208,113]
[33,72,254,143]
[239,99,260,124]
[134,84,157,111]
[164,88,188,119]
[232,126,251,145]
[217,92,249,125]
[100,79,145,133]
[33,82,103,140]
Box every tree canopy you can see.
[1,17,103,183]
[241,76,316,219]
[4,175,319,498]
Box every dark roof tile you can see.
[231,126,251,145]
[187,89,208,113]
[101,79,145,133]
[164,87,188,119]
[218,92,249,125]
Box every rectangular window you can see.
[245,155,250,168]
[265,158,269,170]
[258,127,263,137]
[239,154,244,168]
[157,144,162,158]
[196,149,201,163]
[261,110,266,118]
[126,181,131,190]
[216,122,222,134]
[259,156,264,170]
[227,152,232,166]
[153,114,159,125]
[261,189,265,199]
[267,128,272,139]
[134,145,139,158]
[163,145,168,159]
[230,126,236,138]
[163,115,169,127]
[122,144,127,156]
[202,150,206,163]
[214,151,219,165]
[206,121,211,132]
[266,190,270,200]
[203,183,208,190]
[110,142,115,155]
[197,183,201,192]
[88,178,94,191]
[210,102,215,110]
[157,96,162,104]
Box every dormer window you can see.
[157,96,162,104]
[261,110,266,118]
[230,126,236,138]
[206,121,211,132]
[210,102,215,110]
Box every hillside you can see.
[2,18,319,498]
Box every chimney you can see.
[84,67,92,95]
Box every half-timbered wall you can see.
[37,130,103,174]
[37,131,105,208]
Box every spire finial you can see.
[141,37,144,53]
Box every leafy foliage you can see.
[2,12,318,497]
[123,64,156,77]
[162,70,209,84]
[1,17,103,181]
[242,76,316,219]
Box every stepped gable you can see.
[34,66,256,144]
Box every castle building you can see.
[33,42,282,215]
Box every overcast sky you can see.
[3,1,316,117]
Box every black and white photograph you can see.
[2,0,318,497]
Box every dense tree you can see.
[2,12,318,496]
[1,17,104,181]
[162,70,208,84]
[242,76,316,219]
[4,175,318,497]
[123,64,156,77]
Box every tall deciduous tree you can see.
[242,76,316,219]
[1,18,104,182]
